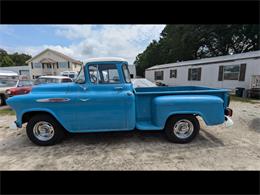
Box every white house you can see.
[145,50,260,90]
[26,48,83,79]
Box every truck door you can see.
[75,63,134,132]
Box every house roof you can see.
[146,50,260,71]
[40,58,57,63]
[26,48,83,65]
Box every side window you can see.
[89,64,120,84]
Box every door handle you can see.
[114,86,123,90]
[79,98,90,102]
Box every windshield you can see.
[18,80,33,87]
[34,78,57,85]
[75,66,85,84]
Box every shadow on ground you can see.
[64,128,225,148]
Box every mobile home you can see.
[145,50,260,90]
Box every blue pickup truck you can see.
[7,57,233,146]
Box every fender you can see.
[151,95,225,128]
[16,108,70,131]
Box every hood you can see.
[31,82,74,94]
[0,86,13,93]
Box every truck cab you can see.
[7,57,233,146]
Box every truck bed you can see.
[134,86,230,130]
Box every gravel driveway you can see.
[0,101,260,170]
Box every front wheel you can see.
[165,115,200,143]
[26,114,65,146]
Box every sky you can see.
[0,25,165,64]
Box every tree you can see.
[134,24,260,76]
[9,52,31,66]
[0,55,15,67]
[0,48,32,67]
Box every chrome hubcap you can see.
[173,119,194,139]
[33,121,54,141]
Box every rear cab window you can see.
[122,64,131,83]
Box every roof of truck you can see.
[85,57,127,63]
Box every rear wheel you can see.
[26,114,65,146]
[165,115,200,143]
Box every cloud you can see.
[2,25,165,64]
[53,25,165,63]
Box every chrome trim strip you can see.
[36,98,71,103]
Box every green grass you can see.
[230,95,259,104]
[0,108,15,115]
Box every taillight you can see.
[225,108,233,117]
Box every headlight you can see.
[6,90,11,95]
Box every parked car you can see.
[34,76,73,85]
[131,78,157,88]
[5,79,34,98]
[60,71,78,80]
[0,70,19,105]
[7,57,233,146]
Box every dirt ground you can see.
[0,101,260,170]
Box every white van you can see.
[0,70,19,105]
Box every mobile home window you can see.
[170,69,177,78]
[154,71,164,80]
[188,67,201,81]
[223,65,240,80]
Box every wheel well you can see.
[165,114,199,128]
[22,111,55,124]
[22,111,69,133]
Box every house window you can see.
[170,69,177,78]
[223,65,240,80]
[57,62,59,69]
[58,62,68,68]
[47,64,52,69]
[188,67,201,81]
[31,62,33,69]
[33,63,41,68]
[68,61,70,69]
[154,71,164,80]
